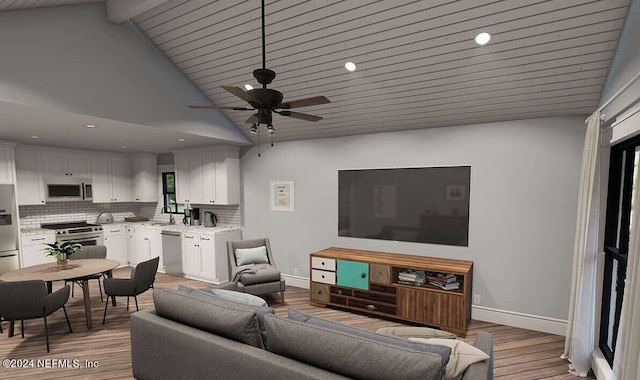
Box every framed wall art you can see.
[270,180,295,211]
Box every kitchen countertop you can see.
[21,222,241,236]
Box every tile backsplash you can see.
[19,201,241,228]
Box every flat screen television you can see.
[338,166,470,246]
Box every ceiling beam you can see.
[107,0,170,24]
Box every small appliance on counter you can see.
[97,212,114,224]
[204,211,218,227]
[191,208,200,226]
[183,207,191,225]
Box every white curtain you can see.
[562,110,601,377]
[613,148,640,379]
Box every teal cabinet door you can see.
[336,260,369,290]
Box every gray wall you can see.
[0,3,249,145]
[240,116,586,320]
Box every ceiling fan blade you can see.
[222,86,262,105]
[278,96,330,109]
[189,105,252,110]
[278,110,323,122]
[245,114,258,124]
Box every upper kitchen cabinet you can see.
[131,153,158,202]
[174,146,239,205]
[43,151,90,178]
[0,141,16,184]
[214,147,240,205]
[14,148,45,205]
[92,155,132,203]
[174,152,215,205]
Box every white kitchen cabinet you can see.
[14,148,46,205]
[103,226,128,267]
[131,226,162,269]
[20,232,56,267]
[131,153,158,202]
[214,147,240,205]
[174,153,212,204]
[92,155,132,202]
[43,151,90,178]
[174,147,239,205]
[127,226,136,265]
[0,142,16,184]
[182,229,241,284]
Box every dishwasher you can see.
[161,231,182,275]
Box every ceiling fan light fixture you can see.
[345,61,357,72]
[475,32,491,45]
[244,84,254,90]
[250,123,258,133]
[267,125,275,135]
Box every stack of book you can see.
[397,269,426,286]
[426,272,460,290]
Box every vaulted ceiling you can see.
[1,0,632,145]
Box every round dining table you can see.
[0,259,120,330]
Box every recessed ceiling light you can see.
[345,62,356,72]
[30,135,39,139]
[85,124,97,128]
[120,145,126,149]
[178,138,185,142]
[244,84,254,90]
[475,32,491,45]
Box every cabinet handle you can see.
[337,289,343,295]
[321,275,325,279]
[31,238,46,241]
[201,238,210,241]
[361,273,367,279]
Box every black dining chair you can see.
[102,256,159,324]
[65,245,108,302]
[0,280,73,352]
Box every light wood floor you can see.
[0,268,593,379]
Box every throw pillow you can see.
[409,337,490,380]
[197,288,268,308]
[287,308,450,370]
[265,314,444,380]
[376,326,457,340]
[235,246,269,266]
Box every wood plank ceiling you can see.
[2,0,632,145]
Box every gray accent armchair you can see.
[227,238,285,304]
[0,280,72,352]
[102,256,159,324]
[65,245,108,301]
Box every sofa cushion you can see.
[376,325,457,340]
[409,338,490,380]
[288,308,450,369]
[153,288,264,348]
[235,246,269,266]
[265,314,445,380]
[176,285,274,347]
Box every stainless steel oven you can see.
[41,221,104,246]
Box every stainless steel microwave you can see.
[45,178,92,202]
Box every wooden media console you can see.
[309,247,473,337]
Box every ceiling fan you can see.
[189,0,330,138]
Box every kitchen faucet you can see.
[162,205,176,225]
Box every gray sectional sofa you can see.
[130,288,493,380]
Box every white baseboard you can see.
[283,274,567,336]
[471,305,567,336]
[282,274,310,289]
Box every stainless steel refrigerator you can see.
[0,184,19,274]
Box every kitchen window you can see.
[162,172,185,214]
